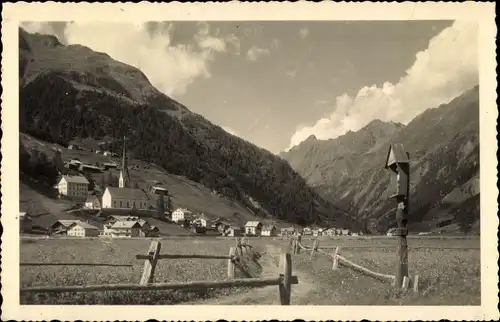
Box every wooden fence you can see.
[20,237,299,305]
[292,237,419,292]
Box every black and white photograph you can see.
[1,2,498,321]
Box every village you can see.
[19,138,359,239]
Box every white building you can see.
[244,221,263,236]
[57,175,89,198]
[102,187,149,209]
[108,220,142,238]
[261,225,277,237]
[67,221,100,237]
[171,208,193,222]
[193,213,210,227]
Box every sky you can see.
[21,20,479,154]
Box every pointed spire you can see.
[119,136,131,188]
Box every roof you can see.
[173,208,192,214]
[53,220,80,227]
[60,175,89,184]
[111,221,142,229]
[152,186,169,192]
[19,212,32,220]
[150,225,159,231]
[245,221,262,227]
[385,142,409,168]
[262,225,276,231]
[69,221,99,230]
[105,187,149,200]
[281,227,295,231]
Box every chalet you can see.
[51,220,80,234]
[19,212,33,233]
[109,220,142,238]
[57,175,89,198]
[171,208,193,223]
[312,229,320,237]
[193,213,211,228]
[244,221,263,236]
[67,221,100,237]
[351,232,359,236]
[261,225,277,237]
[323,228,336,236]
[225,226,242,237]
[104,215,140,225]
[280,227,296,236]
[85,195,102,209]
[102,187,149,209]
[137,219,151,237]
[79,164,103,173]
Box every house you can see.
[68,144,79,150]
[19,212,33,233]
[57,175,89,198]
[102,187,150,209]
[193,213,210,228]
[51,220,80,234]
[302,227,312,236]
[261,225,277,237]
[341,229,351,236]
[280,227,296,236]
[103,151,112,156]
[324,228,336,236]
[137,219,151,237]
[171,208,193,223]
[244,221,263,236]
[225,226,242,237]
[95,150,102,154]
[312,229,320,237]
[148,226,160,237]
[67,221,100,237]
[85,195,102,209]
[104,215,140,225]
[64,221,99,237]
[109,220,142,238]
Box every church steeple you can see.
[119,136,131,188]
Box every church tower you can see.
[119,137,131,188]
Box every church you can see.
[101,138,150,209]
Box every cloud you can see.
[286,21,478,152]
[299,27,310,40]
[246,46,271,62]
[21,21,236,98]
[221,126,238,136]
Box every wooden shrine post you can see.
[385,142,410,289]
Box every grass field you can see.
[20,236,480,305]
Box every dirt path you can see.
[184,245,315,305]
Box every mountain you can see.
[281,86,480,233]
[18,28,359,230]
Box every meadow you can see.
[20,236,480,305]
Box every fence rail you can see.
[20,238,299,305]
[293,237,418,290]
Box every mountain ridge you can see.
[19,28,360,230]
[281,85,480,233]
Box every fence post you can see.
[227,247,236,279]
[332,246,341,270]
[413,275,420,293]
[292,239,297,254]
[140,241,161,284]
[310,239,318,260]
[402,276,410,290]
[296,235,301,254]
[278,252,292,305]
